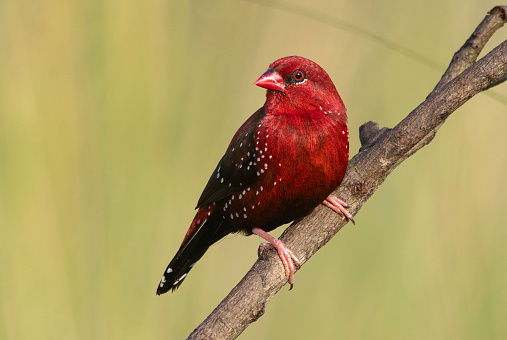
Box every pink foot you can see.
[322,195,355,224]
[252,227,301,290]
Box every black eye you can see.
[291,69,306,83]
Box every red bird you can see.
[157,56,353,295]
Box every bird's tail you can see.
[156,205,233,295]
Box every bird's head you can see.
[254,56,346,119]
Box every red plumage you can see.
[157,56,353,295]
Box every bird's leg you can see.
[323,195,355,224]
[252,227,301,289]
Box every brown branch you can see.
[433,6,507,93]
[188,7,507,340]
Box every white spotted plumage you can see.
[157,56,351,295]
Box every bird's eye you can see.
[291,69,306,83]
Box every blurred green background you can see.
[1,0,506,339]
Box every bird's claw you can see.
[322,195,355,224]
[257,240,300,289]
[268,239,299,289]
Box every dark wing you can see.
[196,107,265,208]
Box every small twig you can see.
[433,6,507,93]
[358,121,390,151]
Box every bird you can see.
[156,56,353,295]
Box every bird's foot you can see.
[253,227,301,290]
[323,195,355,224]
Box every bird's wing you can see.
[196,108,265,208]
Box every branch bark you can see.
[188,6,507,339]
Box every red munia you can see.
[156,56,353,295]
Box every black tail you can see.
[156,214,233,295]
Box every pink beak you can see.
[254,68,285,92]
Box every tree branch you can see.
[188,6,507,340]
[433,6,507,93]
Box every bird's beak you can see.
[254,68,285,92]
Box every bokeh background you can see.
[1,0,507,339]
